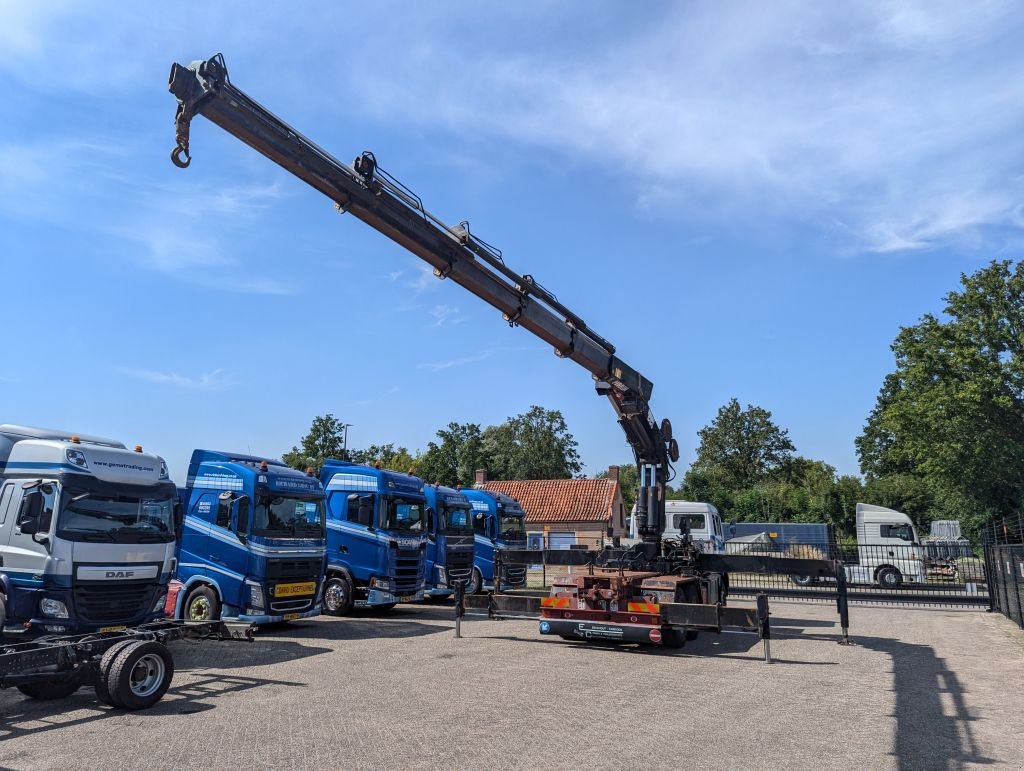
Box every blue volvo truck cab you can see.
[461,489,528,594]
[174,450,327,625]
[319,460,428,614]
[422,485,475,597]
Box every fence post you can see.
[835,560,852,645]
[453,579,465,639]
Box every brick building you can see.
[476,466,627,549]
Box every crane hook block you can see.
[171,145,191,169]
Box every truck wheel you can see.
[94,639,140,707]
[322,576,354,616]
[105,640,174,710]
[183,585,221,622]
[877,567,903,589]
[16,678,81,700]
[0,592,6,640]
[792,575,816,586]
[661,628,688,649]
[465,568,483,595]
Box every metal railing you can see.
[983,512,1024,628]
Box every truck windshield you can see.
[499,511,526,540]
[58,485,176,543]
[253,495,325,537]
[383,497,424,531]
[441,505,473,533]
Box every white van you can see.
[628,501,724,553]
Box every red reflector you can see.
[649,628,663,644]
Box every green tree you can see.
[857,260,1024,538]
[416,422,486,487]
[282,414,351,474]
[482,405,582,480]
[691,398,796,489]
[350,444,418,474]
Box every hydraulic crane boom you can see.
[167,54,679,549]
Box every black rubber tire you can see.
[322,575,354,616]
[685,629,699,641]
[94,639,139,707]
[182,585,221,622]
[16,678,81,700]
[792,574,816,586]
[0,592,6,641]
[465,568,483,595]
[106,640,174,710]
[876,567,903,589]
[661,628,686,649]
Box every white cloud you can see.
[118,367,230,390]
[429,304,465,327]
[417,351,493,372]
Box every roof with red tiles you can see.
[479,478,621,523]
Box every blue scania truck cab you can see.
[0,425,178,636]
[460,489,528,594]
[319,460,427,614]
[174,450,327,625]
[422,485,475,597]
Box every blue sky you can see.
[2,2,1023,483]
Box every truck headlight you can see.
[66,449,89,469]
[152,591,169,613]
[248,583,265,610]
[437,566,448,586]
[370,577,391,591]
[40,598,69,619]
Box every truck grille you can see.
[73,582,156,625]
[393,548,424,594]
[269,597,315,612]
[266,557,322,582]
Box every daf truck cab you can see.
[0,425,177,636]
[174,450,327,624]
[319,460,428,614]
[422,484,475,597]
[461,489,527,594]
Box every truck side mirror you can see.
[17,490,43,534]
[236,496,251,539]
[216,491,233,528]
[174,500,184,532]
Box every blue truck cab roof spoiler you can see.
[186,449,324,497]
[319,459,426,497]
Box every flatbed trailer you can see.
[459,547,851,660]
[1,619,252,710]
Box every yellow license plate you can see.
[284,613,300,621]
[274,581,315,598]
[399,595,413,603]
[99,625,127,633]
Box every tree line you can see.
[283,260,1024,541]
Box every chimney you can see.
[608,465,620,482]
[474,468,488,486]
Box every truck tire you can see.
[94,639,140,707]
[876,566,903,589]
[322,576,354,616]
[182,585,221,622]
[661,628,686,649]
[465,568,483,595]
[105,640,174,710]
[16,678,81,700]
[0,592,6,640]
[792,575,816,586]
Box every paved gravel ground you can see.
[1,599,1022,770]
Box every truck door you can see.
[473,507,493,582]
[4,483,55,615]
[177,491,213,587]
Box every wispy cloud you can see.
[429,304,465,327]
[417,344,544,371]
[118,367,230,390]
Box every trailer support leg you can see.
[835,561,853,645]
[454,580,465,639]
[756,593,772,664]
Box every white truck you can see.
[841,503,926,588]
[0,425,179,637]
[627,501,725,553]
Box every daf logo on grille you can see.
[106,570,135,579]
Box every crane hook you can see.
[171,144,191,169]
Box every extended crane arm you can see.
[167,54,679,544]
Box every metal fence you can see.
[982,512,1024,628]
[723,541,988,607]
[524,537,990,607]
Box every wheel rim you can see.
[129,653,166,698]
[188,596,211,621]
[325,581,346,611]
